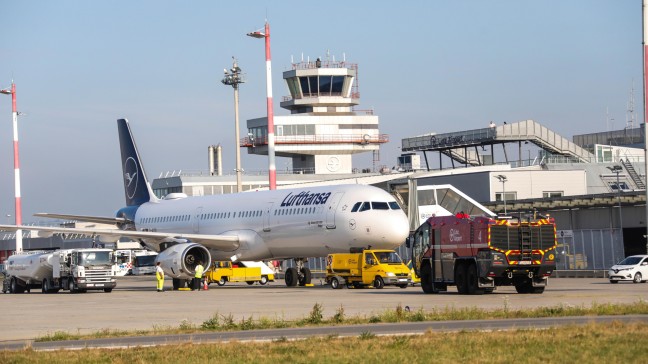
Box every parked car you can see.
[608,255,648,283]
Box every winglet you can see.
[117,119,159,206]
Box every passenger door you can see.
[325,192,345,229]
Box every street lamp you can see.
[607,165,623,233]
[221,58,245,193]
[247,21,277,190]
[493,174,508,214]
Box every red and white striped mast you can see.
[643,0,648,253]
[1,81,23,252]
[247,21,277,190]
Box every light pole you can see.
[494,174,508,215]
[607,165,623,234]
[247,21,277,190]
[221,58,245,193]
[1,81,23,252]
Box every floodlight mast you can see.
[247,21,276,190]
[221,58,245,193]
[493,174,508,215]
[0,81,22,252]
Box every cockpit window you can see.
[371,202,389,210]
[359,202,371,212]
[389,201,401,210]
[351,202,362,212]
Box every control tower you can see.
[244,57,388,174]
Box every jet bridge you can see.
[401,119,594,169]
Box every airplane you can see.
[0,119,410,289]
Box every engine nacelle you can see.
[156,243,211,279]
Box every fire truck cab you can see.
[409,214,557,294]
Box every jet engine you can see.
[156,243,211,279]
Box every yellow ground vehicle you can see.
[204,261,275,286]
[326,249,411,289]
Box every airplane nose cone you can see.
[375,211,410,248]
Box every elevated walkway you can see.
[402,119,594,166]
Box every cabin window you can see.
[359,202,371,212]
[351,202,362,212]
[371,202,389,210]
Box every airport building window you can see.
[495,192,517,202]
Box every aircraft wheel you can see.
[285,267,298,287]
[298,267,312,286]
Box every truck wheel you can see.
[42,279,50,294]
[454,263,468,294]
[10,278,16,294]
[259,276,268,285]
[246,281,255,285]
[515,281,532,294]
[68,279,76,293]
[217,278,226,286]
[331,277,340,289]
[420,264,436,294]
[373,276,385,289]
[466,264,484,295]
[285,267,298,287]
[298,267,312,286]
[104,288,113,293]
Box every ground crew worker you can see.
[193,261,204,291]
[155,262,164,292]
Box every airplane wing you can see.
[0,224,240,251]
[33,213,126,226]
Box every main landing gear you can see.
[285,258,312,287]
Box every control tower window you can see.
[319,76,332,94]
[298,75,347,97]
[331,76,344,94]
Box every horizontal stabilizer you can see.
[34,213,127,226]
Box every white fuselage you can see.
[134,184,409,261]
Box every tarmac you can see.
[1,275,646,342]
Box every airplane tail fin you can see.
[117,119,159,206]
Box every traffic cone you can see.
[203,279,208,291]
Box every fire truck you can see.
[409,214,557,294]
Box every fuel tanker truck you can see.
[2,249,117,294]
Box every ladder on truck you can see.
[518,225,533,261]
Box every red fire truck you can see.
[409,214,557,294]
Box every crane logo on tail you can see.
[124,157,139,200]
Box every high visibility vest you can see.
[195,265,204,278]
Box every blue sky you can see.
[0,1,642,219]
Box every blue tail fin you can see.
[117,119,158,206]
